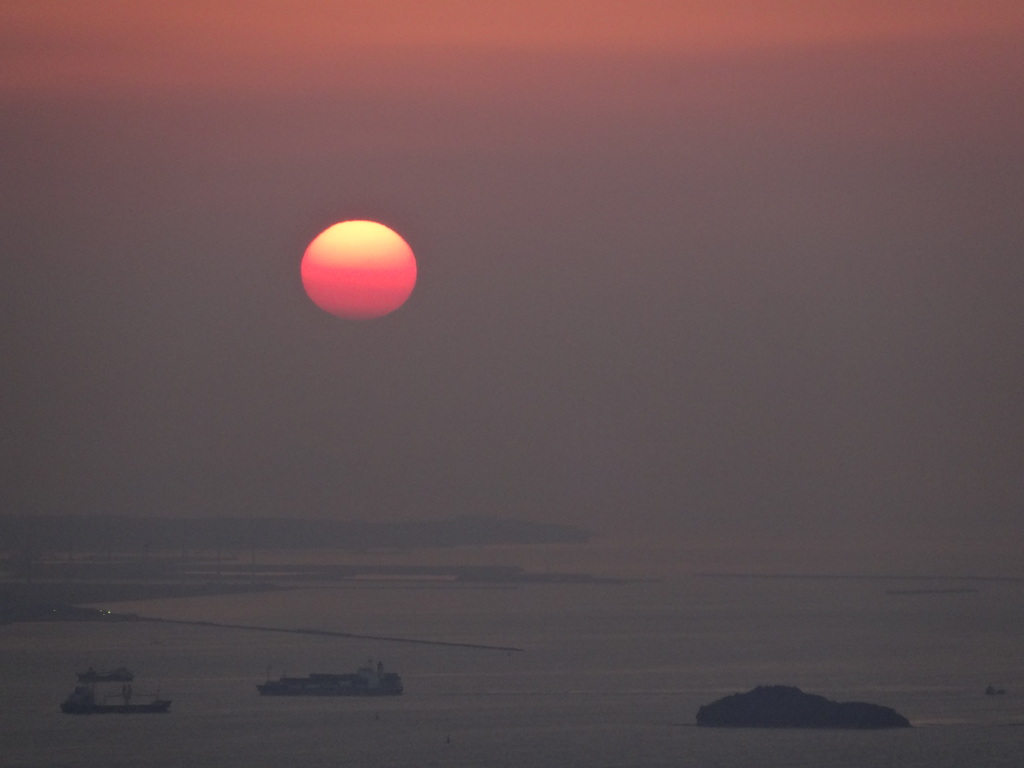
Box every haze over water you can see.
[3,538,1023,768]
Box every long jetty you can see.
[135,615,524,653]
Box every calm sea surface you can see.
[2,562,1023,767]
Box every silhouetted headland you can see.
[696,685,911,729]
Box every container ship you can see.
[257,660,403,696]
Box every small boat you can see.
[77,666,134,683]
[61,684,171,714]
[258,660,403,696]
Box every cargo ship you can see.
[257,660,403,696]
[61,684,171,714]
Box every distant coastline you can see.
[0,515,621,625]
[695,572,1024,584]
[0,514,590,555]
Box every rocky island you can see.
[696,685,911,729]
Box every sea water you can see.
[2,565,1023,767]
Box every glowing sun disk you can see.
[301,220,417,320]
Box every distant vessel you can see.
[61,684,171,714]
[77,666,134,683]
[258,660,403,696]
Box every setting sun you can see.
[300,220,417,320]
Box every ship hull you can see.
[257,684,402,696]
[61,701,171,714]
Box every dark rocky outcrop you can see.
[696,685,911,729]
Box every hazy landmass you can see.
[0,515,607,624]
[0,514,589,557]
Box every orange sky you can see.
[3,1,1023,94]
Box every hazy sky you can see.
[2,2,1022,571]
